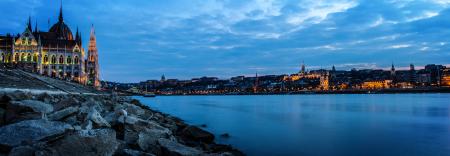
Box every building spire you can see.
[27,16,32,31]
[58,0,63,22]
[34,20,38,33]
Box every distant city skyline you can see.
[1,0,449,82]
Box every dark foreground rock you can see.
[0,91,244,156]
[0,119,72,152]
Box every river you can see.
[135,94,450,156]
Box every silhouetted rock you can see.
[48,106,79,121]
[0,120,72,152]
[158,138,202,156]
[42,129,119,156]
[54,96,80,111]
[5,100,53,123]
[138,128,172,152]
[180,126,215,144]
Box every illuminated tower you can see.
[320,72,330,91]
[87,24,100,88]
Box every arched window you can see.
[21,53,26,62]
[74,56,79,64]
[33,54,38,62]
[44,55,49,63]
[27,53,32,62]
[51,55,56,64]
[59,55,64,64]
[6,54,11,63]
[14,53,19,62]
[67,56,72,64]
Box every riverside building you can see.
[0,5,101,88]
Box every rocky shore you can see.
[0,91,244,156]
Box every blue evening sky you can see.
[1,0,449,82]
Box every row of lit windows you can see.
[42,55,80,64]
[0,53,80,65]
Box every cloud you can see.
[388,44,412,49]
[1,0,450,82]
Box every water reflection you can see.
[135,94,450,156]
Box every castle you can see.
[0,5,100,88]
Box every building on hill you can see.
[0,4,101,88]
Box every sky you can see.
[0,0,450,82]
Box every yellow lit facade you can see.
[442,69,450,87]
[362,80,392,90]
[0,5,100,87]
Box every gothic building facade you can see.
[0,5,100,88]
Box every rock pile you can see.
[0,91,243,156]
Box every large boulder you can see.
[8,91,32,101]
[53,96,80,111]
[125,103,145,117]
[36,93,53,104]
[10,100,53,113]
[180,126,215,144]
[5,100,54,123]
[137,128,172,152]
[87,107,110,127]
[158,138,202,156]
[48,106,79,121]
[41,129,119,156]
[0,120,72,152]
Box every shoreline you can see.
[0,90,244,156]
[128,87,450,96]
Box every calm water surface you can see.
[135,94,450,156]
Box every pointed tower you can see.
[390,63,396,76]
[86,24,100,88]
[75,27,82,45]
[34,21,39,33]
[59,2,64,22]
[27,16,32,31]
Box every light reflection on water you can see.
[135,94,450,156]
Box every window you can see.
[44,55,48,63]
[51,55,56,64]
[67,56,72,64]
[27,53,31,62]
[74,56,79,64]
[14,53,19,62]
[59,55,64,64]
[21,53,26,62]
[33,54,38,62]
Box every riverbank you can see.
[125,87,450,96]
[0,91,243,156]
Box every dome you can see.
[49,21,73,40]
[48,5,73,40]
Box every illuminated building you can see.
[0,4,100,88]
[442,69,450,87]
[86,25,100,88]
[320,72,330,90]
[361,80,392,90]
